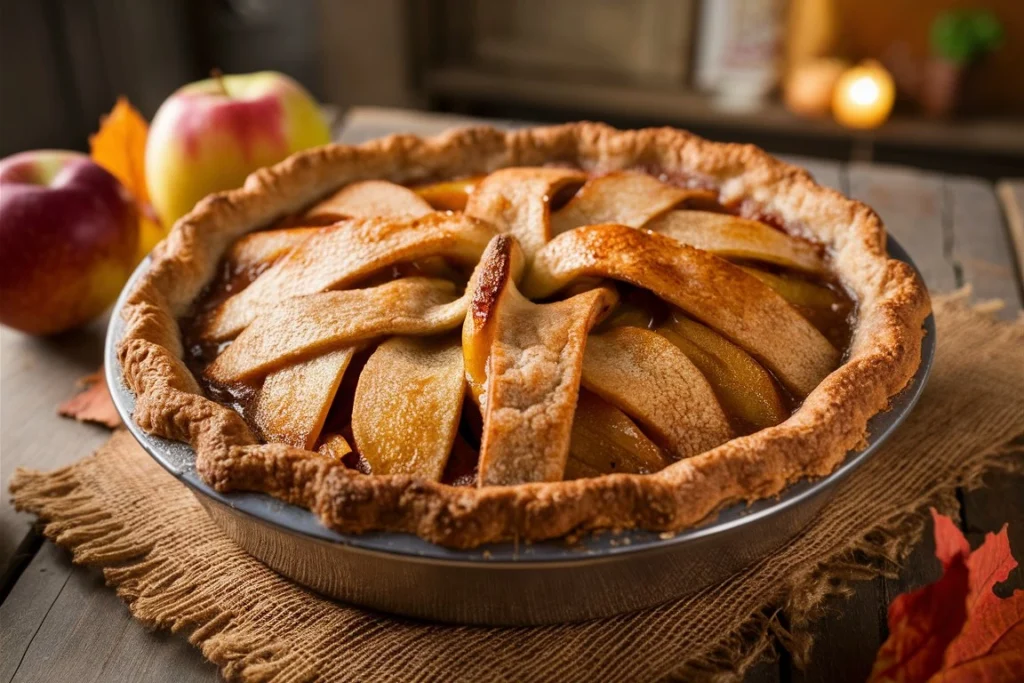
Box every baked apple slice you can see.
[549,171,713,235]
[232,180,433,274]
[317,433,353,460]
[647,210,826,274]
[581,326,732,459]
[601,288,668,331]
[740,266,852,345]
[304,180,432,220]
[202,212,495,341]
[564,389,670,479]
[384,256,465,283]
[253,346,355,450]
[226,226,322,273]
[352,336,465,480]
[657,312,786,431]
[466,167,586,260]
[739,266,840,310]
[464,235,617,485]
[525,225,839,397]
[206,277,466,382]
[604,302,657,330]
[413,176,486,211]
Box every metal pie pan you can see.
[107,237,935,626]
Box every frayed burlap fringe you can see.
[10,294,1024,683]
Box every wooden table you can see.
[2,107,1021,683]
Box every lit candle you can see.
[832,60,896,129]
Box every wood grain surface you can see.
[0,316,111,572]
[996,179,1024,290]
[0,543,215,683]
[1,107,1020,683]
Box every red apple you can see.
[146,71,330,227]
[0,150,139,335]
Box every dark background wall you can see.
[1,0,1021,177]
[0,0,326,157]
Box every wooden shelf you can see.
[424,67,1024,157]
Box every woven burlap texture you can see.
[9,294,1024,683]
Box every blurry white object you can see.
[694,0,786,111]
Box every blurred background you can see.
[2,0,1022,177]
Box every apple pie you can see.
[118,123,930,548]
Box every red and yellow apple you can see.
[0,151,139,335]
[146,71,330,226]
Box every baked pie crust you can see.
[118,123,930,548]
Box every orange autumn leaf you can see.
[90,97,164,259]
[57,367,121,429]
[90,97,150,204]
[869,509,1024,683]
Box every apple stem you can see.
[210,68,229,98]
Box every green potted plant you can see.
[924,10,1004,118]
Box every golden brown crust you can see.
[118,122,931,548]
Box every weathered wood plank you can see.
[848,162,957,293]
[0,318,111,575]
[6,541,214,683]
[0,542,73,683]
[947,176,1024,596]
[995,179,1024,293]
[791,592,885,683]
[946,176,1023,318]
[744,657,784,683]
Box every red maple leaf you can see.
[868,509,1024,683]
[869,538,969,681]
[933,521,1024,683]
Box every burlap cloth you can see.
[9,293,1024,682]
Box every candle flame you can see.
[849,77,880,106]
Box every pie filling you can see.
[182,168,855,487]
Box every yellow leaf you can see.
[90,98,165,261]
